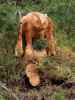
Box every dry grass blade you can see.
[0,81,19,100]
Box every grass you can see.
[0,1,75,100]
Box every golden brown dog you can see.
[15,12,56,58]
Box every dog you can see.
[15,12,56,58]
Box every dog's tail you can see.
[16,10,22,22]
[16,9,23,33]
[16,9,23,34]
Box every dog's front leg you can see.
[25,31,34,60]
[46,32,56,56]
[15,24,23,57]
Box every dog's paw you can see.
[15,46,23,57]
[51,50,56,56]
[25,46,34,59]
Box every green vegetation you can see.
[0,0,75,48]
[51,90,65,100]
[0,0,75,100]
[0,95,5,100]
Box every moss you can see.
[51,90,65,100]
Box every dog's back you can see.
[20,12,52,30]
